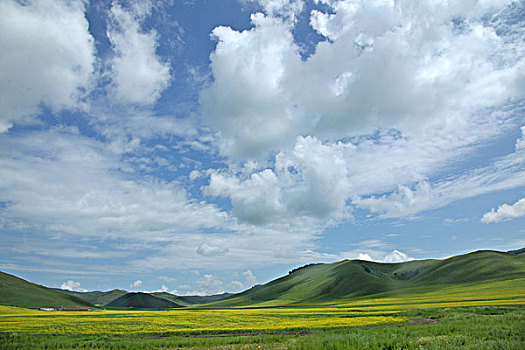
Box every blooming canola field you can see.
[0,306,403,335]
[1,285,524,337]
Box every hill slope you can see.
[0,271,94,308]
[211,249,525,307]
[106,292,182,309]
[55,289,127,306]
[56,289,234,307]
[152,292,234,306]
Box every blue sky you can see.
[0,0,524,295]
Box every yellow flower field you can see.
[0,306,404,335]
[4,293,525,335]
[1,279,523,337]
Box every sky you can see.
[0,0,524,296]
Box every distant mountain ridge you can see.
[58,289,234,308]
[1,248,524,309]
[151,292,234,306]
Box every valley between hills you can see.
[1,248,524,349]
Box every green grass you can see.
[0,272,93,309]
[289,306,525,350]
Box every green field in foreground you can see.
[1,278,524,349]
[1,305,523,349]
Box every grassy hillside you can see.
[0,271,94,308]
[152,292,234,306]
[56,289,233,307]
[106,292,181,309]
[210,249,525,307]
[56,289,127,306]
[3,248,523,310]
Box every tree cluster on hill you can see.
[288,263,320,275]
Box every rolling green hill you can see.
[56,289,234,308]
[210,249,525,307]
[55,289,127,306]
[2,248,523,310]
[0,271,94,308]
[105,292,181,309]
[151,292,234,306]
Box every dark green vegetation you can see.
[1,306,523,349]
[210,249,525,307]
[105,292,181,309]
[0,272,93,309]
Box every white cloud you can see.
[205,136,351,224]
[247,0,305,21]
[343,239,414,263]
[196,242,229,257]
[200,1,525,228]
[61,280,88,292]
[516,126,525,151]
[201,13,304,159]
[29,248,129,260]
[354,139,525,219]
[206,169,284,224]
[151,285,169,293]
[383,249,414,263]
[225,270,258,292]
[242,270,257,288]
[196,274,224,295]
[226,280,244,291]
[443,218,469,224]
[357,253,373,261]
[0,129,228,241]
[481,197,525,223]
[349,239,391,249]
[131,280,142,288]
[189,170,202,181]
[106,1,171,105]
[0,0,95,132]
[346,249,413,263]
[158,276,176,283]
[202,1,525,160]
[4,125,520,275]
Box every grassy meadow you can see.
[1,279,524,349]
[1,251,524,348]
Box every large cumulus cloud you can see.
[201,0,525,223]
[202,1,524,159]
[0,0,95,133]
